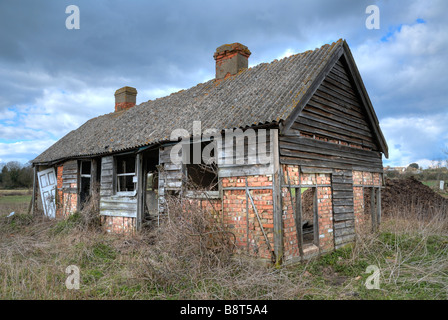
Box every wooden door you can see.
[38,168,57,218]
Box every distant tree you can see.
[18,164,33,188]
[3,162,21,188]
[408,163,419,170]
[0,161,33,189]
[385,170,399,179]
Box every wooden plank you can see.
[281,45,344,134]
[299,110,373,138]
[31,166,37,215]
[310,91,365,120]
[272,129,283,264]
[313,89,363,116]
[333,206,354,214]
[279,148,382,169]
[331,183,353,191]
[333,198,353,206]
[290,123,377,150]
[332,190,354,199]
[100,202,138,210]
[293,117,374,144]
[218,164,274,178]
[280,136,381,159]
[334,227,355,237]
[303,102,369,130]
[320,81,362,107]
[136,153,143,231]
[377,187,381,227]
[280,155,383,173]
[295,186,304,257]
[307,97,366,127]
[322,76,360,101]
[313,186,319,247]
[99,209,137,218]
[279,143,382,166]
[371,187,377,232]
[326,69,353,89]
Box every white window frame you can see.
[115,155,137,196]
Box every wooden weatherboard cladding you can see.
[62,160,77,193]
[332,170,355,249]
[280,57,383,173]
[99,155,137,218]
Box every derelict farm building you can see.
[32,39,388,264]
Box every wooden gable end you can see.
[296,58,378,151]
[279,56,384,172]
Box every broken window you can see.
[300,187,317,246]
[185,141,218,191]
[363,187,373,216]
[79,160,91,207]
[292,186,318,251]
[364,187,380,230]
[115,154,136,193]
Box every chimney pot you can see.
[214,43,251,80]
[115,86,137,112]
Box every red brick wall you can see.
[56,166,64,218]
[281,165,334,261]
[353,186,367,226]
[353,171,382,230]
[101,216,135,234]
[59,184,78,217]
[55,164,78,218]
[317,186,334,251]
[221,175,274,260]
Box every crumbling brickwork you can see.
[101,216,135,234]
[56,165,64,218]
[281,165,334,262]
[353,171,382,230]
[55,163,78,218]
[221,175,274,260]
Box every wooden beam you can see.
[247,189,274,260]
[136,153,144,231]
[377,187,381,227]
[272,129,283,265]
[371,187,376,232]
[295,186,304,257]
[31,166,37,216]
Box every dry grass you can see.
[0,192,446,300]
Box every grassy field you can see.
[422,180,448,198]
[0,193,446,300]
[0,189,32,216]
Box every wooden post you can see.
[31,166,37,215]
[313,185,320,249]
[245,178,250,253]
[136,153,144,231]
[295,186,304,257]
[376,187,381,228]
[272,129,283,265]
[371,187,376,232]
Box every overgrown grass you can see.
[0,189,31,216]
[0,196,446,300]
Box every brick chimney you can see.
[114,86,137,112]
[213,43,251,80]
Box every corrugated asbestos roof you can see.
[33,39,344,164]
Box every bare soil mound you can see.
[381,177,448,214]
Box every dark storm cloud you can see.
[0,0,447,166]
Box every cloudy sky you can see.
[0,0,447,168]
